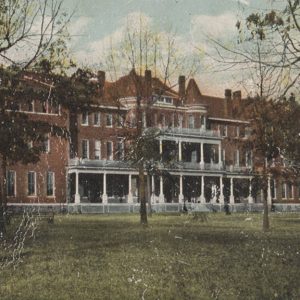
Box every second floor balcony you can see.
[151,126,221,139]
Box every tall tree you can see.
[102,16,199,225]
[0,0,73,235]
[206,0,300,231]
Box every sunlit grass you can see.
[1,212,300,299]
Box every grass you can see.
[1,212,300,299]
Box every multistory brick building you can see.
[4,70,300,206]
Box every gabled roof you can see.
[102,69,179,106]
[185,79,202,104]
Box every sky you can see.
[64,0,281,97]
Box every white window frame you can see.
[28,171,36,196]
[236,126,240,137]
[106,113,113,127]
[82,111,89,126]
[188,115,194,129]
[7,170,16,197]
[44,134,50,153]
[82,139,89,159]
[95,140,101,160]
[94,112,100,126]
[107,141,113,160]
[116,138,124,160]
[46,171,55,197]
[178,115,183,128]
[234,150,240,166]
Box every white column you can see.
[200,143,204,169]
[248,178,254,204]
[128,174,133,203]
[218,143,222,169]
[200,176,205,203]
[178,141,182,162]
[219,176,224,204]
[159,176,164,203]
[159,139,163,155]
[102,173,108,204]
[229,177,235,204]
[74,171,80,203]
[178,175,184,203]
[267,177,272,205]
[151,175,155,203]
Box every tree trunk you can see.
[147,174,152,217]
[262,176,270,232]
[0,155,7,236]
[139,166,147,225]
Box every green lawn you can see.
[1,212,300,300]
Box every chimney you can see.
[232,90,242,116]
[145,70,152,98]
[224,89,232,117]
[97,70,105,96]
[178,75,186,99]
[233,90,241,101]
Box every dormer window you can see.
[156,96,173,105]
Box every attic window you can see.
[156,96,173,104]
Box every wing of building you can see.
[3,69,300,209]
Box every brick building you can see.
[4,70,300,206]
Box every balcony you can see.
[151,127,221,138]
[226,165,253,173]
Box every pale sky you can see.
[64,0,282,97]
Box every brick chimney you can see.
[178,75,186,100]
[232,90,242,116]
[97,71,105,96]
[145,69,152,98]
[224,89,232,117]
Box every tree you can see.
[206,0,300,231]
[0,0,75,236]
[102,16,199,225]
[0,0,71,69]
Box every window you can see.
[28,100,34,112]
[165,97,173,104]
[42,101,47,113]
[117,114,124,127]
[82,111,89,125]
[142,112,146,128]
[178,115,183,128]
[106,113,113,127]
[95,140,101,159]
[246,151,252,167]
[282,183,287,199]
[43,135,50,153]
[7,171,15,197]
[94,112,100,126]
[159,114,165,127]
[107,141,113,160]
[116,138,124,160]
[234,150,239,166]
[236,126,240,137]
[28,172,36,196]
[188,115,194,129]
[221,125,228,137]
[46,172,55,196]
[82,140,89,159]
